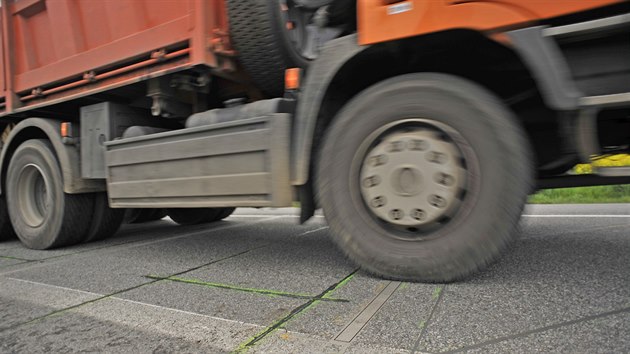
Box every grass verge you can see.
[529,185,630,204]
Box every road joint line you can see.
[0,260,35,270]
[3,277,104,297]
[412,285,446,354]
[0,255,36,262]
[232,269,359,353]
[146,275,349,302]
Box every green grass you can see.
[529,185,630,204]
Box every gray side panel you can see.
[80,102,158,179]
[81,104,111,179]
[291,34,368,185]
[105,114,292,208]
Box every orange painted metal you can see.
[285,68,301,90]
[0,0,233,116]
[358,0,625,45]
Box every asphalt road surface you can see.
[1,204,628,353]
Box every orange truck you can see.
[0,0,628,281]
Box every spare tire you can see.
[227,0,342,96]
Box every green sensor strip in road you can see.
[232,269,359,353]
[145,275,349,303]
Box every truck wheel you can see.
[167,208,222,226]
[215,207,236,220]
[83,193,125,243]
[0,196,16,241]
[227,0,340,95]
[317,73,533,282]
[125,209,167,224]
[6,140,94,249]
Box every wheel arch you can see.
[294,29,562,201]
[0,118,104,195]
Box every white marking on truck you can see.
[388,2,413,15]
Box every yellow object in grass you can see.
[574,154,630,174]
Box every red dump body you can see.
[0,0,234,116]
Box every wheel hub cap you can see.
[391,167,423,196]
[17,164,51,228]
[360,125,467,229]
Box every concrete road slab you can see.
[0,205,627,353]
[117,279,305,326]
[415,217,630,352]
[4,218,312,294]
[0,277,100,331]
[0,240,21,251]
[467,311,630,353]
[185,229,355,296]
[0,296,261,353]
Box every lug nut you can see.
[389,209,403,220]
[387,141,405,152]
[411,208,426,221]
[369,154,388,167]
[363,175,381,188]
[371,196,386,208]
[410,139,428,151]
[435,173,454,186]
[429,195,447,208]
[427,151,446,164]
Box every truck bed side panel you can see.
[0,0,230,116]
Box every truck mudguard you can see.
[292,34,368,185]
[0,118,104,195]
[507,26,582,111]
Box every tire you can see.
[83,193,125,243]
[215,207,236,221]
[0,196,16,241]
[6,139,94,249]
[317,73,533,282]
[127,209,167,224]
[227,0,339,96]
[167,208,222,226]
[123,209,141,224]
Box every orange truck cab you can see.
[0,0,629,281]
